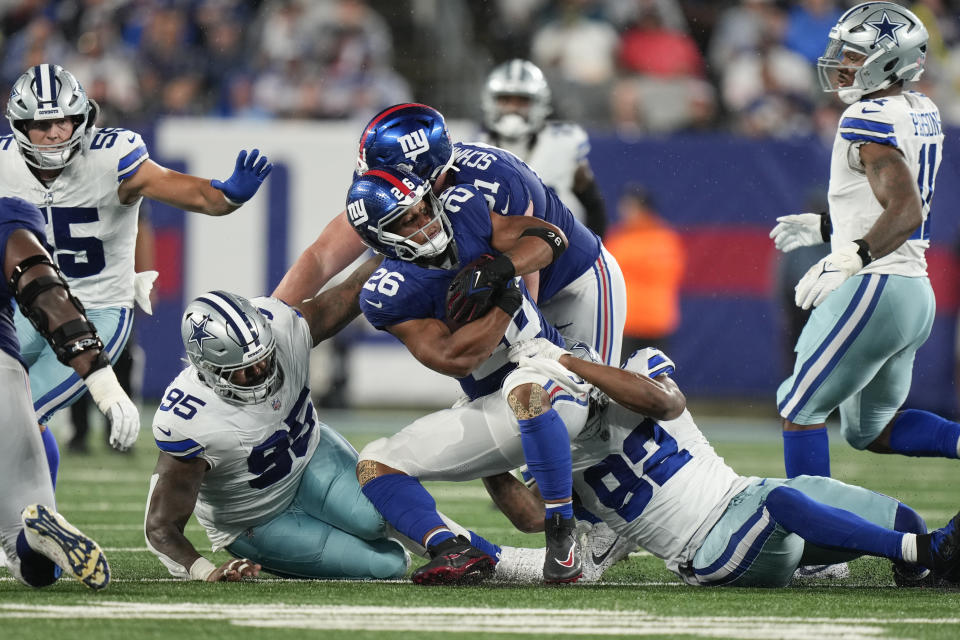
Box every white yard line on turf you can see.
[0,602,951,638]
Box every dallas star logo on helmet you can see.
[188,315,216,349]
[866,10,906,47]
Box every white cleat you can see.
[21,504,110,590]
[793,562,850,581]
[580,521,636,583]
[493,545,544,583]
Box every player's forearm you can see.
[148,173,238,216]
[483,474,545,534]
[144,518,203,570]
[273,212,367,304]
[503,234,558,276]
[417,312,513,377]
[300,256,382,346]
[559,354,685,419]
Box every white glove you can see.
[507,337,568,364]
[85,366,140,451]
[639,347,676,378]
[514,355,592,396]
[794,241,863,310]
[770,213,827,253]
[134,270,159,315]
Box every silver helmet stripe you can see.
[195,292,260,352]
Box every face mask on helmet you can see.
[816,3,928,104]
[346,166,453,262]
[181,291,283,405]
[355,103,455,185]
[482,59,551,140]
[6,63,96,170]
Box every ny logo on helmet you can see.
[398,129,430,162]
[347,199,368,226]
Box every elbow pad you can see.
[519,227,566,262]
[9,254,108,370]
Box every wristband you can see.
[520,227,566,261]
[853,238,873,266]
[818,211,832,243]
[221,192,243,208]
[189,557,217,581]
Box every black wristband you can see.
[493,284,523,317]
[519,226,567,261]
[818,211,832,243]
[853,239,873,266]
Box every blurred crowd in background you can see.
[0,0,957,138]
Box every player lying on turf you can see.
[143,279,538,582]
[483,338,960,587]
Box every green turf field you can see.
[3,407,959,639]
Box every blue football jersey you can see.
[359,184,563,399]
[450,142,601,302]
[0,197,48,366]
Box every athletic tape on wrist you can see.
[189,557,217,581]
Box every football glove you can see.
[85,366,140,451]
[134,270,159,315]
[512,354,592,396]
[794,241,863,310]
[641,347,676,378]
[770,213,829,253]
[211,148,273,205]
[507,337,569,364]
[446,254,516,324]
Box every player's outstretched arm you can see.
[559,353,685,420]
[4,228,139,450]
[144,452,261,582]
[295,255,383,347]
[859,142,925,259]
[273,210,369,305]
[573,162,607,238]
[118,149,272,215]
[482,473,545,534]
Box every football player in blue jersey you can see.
[769,3,952,580]
[2,63,272,483]
[0,196,138,590]
[345,165,587,583]
[274,102,625,368]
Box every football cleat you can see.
[412,535,495,586]
[792,562,850,580]
[917,511,960,582]
[21,504,109,590]
[580,521,635,583]
[892,561,940,587]
[543,512,582,584]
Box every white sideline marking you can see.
[0,602,949,638]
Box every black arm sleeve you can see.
[574,178,607,239]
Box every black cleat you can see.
[543,513,582,584]
[893,561,942,587]
[917,511,960,583]
[412,535,495,586]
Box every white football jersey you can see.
[480,121,590,222]
[0,126,149,308]
[572,406,751,579]
[829,92,943,277]
[152,297,320,551]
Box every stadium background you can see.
[1,0,958,414]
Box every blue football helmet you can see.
[345,165,452,262]
[181,291,282,405]
[355,103,455,183]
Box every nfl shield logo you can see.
[272,398,281,411]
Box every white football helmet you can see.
[181,291,282,405]
[5,63,98,170]
[482,59,551,140]
[817,2,928,104]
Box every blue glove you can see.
[211,149,273,205]
[643,348,676,378]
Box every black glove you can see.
[446,254,515,325]
[492,277,523,317]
